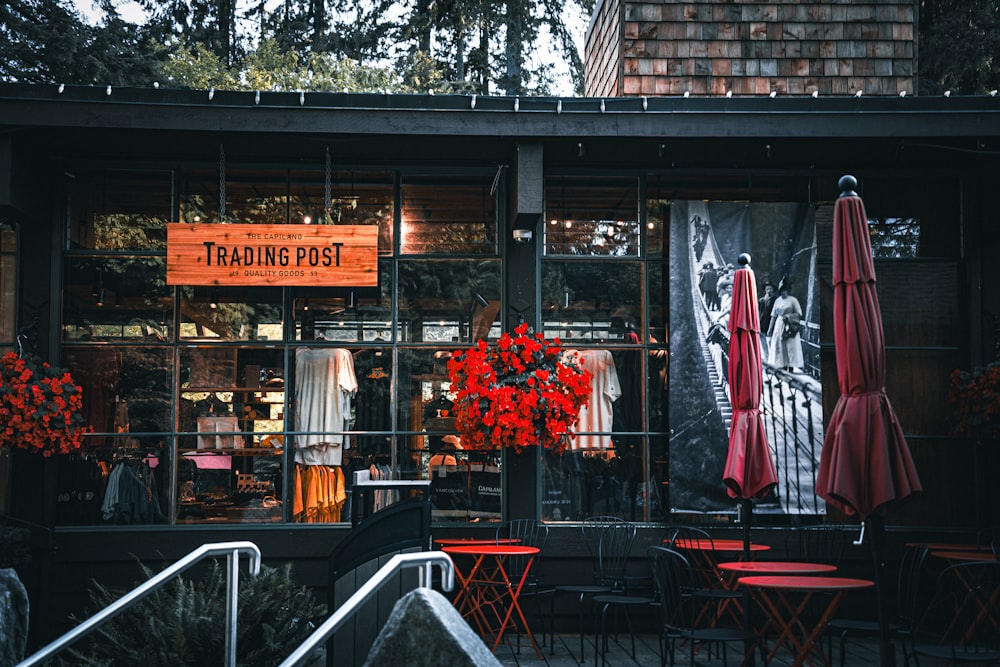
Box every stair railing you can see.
[18,541,262,667]
[278,550,455,667]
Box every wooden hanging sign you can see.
[166,223,378,287]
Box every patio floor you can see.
[494,632,889,666]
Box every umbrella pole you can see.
[741,498,756,666]
[867,514,894,667]
[741,498,752,560]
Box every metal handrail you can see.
[18,541,262,667]
[278,550,455,667]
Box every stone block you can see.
[0,568,29,666]
[363,588,500,667]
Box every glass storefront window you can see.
[400,174,498,254]
[0,225,16,355]
[178,286,283,341]
[68,170,171,251]
[397,259,501,343]
[62,257,173,342]
[541,260,644,341]
[220,169,395,255]
[544,177,640,256]
[292,260,395,342]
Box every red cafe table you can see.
[441,544,542,658]
[737,575,875,667]
[673,538,772,556]
[434,537,521,546]
[930,549,998,564]
[718,560,838,597]
[718,561,838,576]
[906,542,994,553]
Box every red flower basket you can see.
[0,352,90,457]
[948,361,1000,441]
[447,323,592,454]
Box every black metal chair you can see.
[785,524,849,565]
[590,521,655,667]
[648,545,765,667]
[905,558,1000,666]
[664,525,745,631]
[552,516,627,662]
[494,519,555,652]
[827,542,930,667]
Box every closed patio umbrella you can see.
[723,253,778,561]
[816,175,922,667]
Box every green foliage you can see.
[67,560,325,667]
[0,0,160,85]
[0,524,32,569]
[918,0,1000,95]
[159,38,407,93]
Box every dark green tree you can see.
[0,0,160,85]
[393,0,587,95]
[919,0,1000,95]
[138,0,242,66]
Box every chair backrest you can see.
[785,525,847,565]
[496,519,549,584]
[648,545,698,630]
[896,542,930,631]
[662,524,713,549]
[975,526,999,558]
[663,525,726,590]
[919,559,1000,651]
[581,516,636,591]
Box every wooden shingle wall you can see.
[584,0,915,97]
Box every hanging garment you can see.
[294,348,357,466]
[566,349,622,451]
[293,464,346,523]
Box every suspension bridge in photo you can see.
[685,202,826,515]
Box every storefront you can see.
[1,84,998,640]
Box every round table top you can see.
[736,575,875,591]
[442,544,539,556]
[931,549,998,563]
[435,537,520,546]
[718,561,837,575]
[672,538,771,553]
[906,542,992,552]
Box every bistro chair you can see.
[551,516,627,661]
[664,525,745,630]
[783,524,849,637]
[905,559,1000,665]
[590,521,654,667]
[784,524,848,566]
[827,542,931,667]
[976,526,999,558]
[648,545,766,667]
[494,519,555,651]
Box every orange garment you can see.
[293,464,346,523]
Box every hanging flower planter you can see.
[0,352,90,457]
[947,361,1000,442]
[447,322,592,454]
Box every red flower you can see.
[0,352,91,457]
[447,322,592,454]
[948,361,1000,441]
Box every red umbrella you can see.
[817,176,921,518]
[817,175,922,667]
[723,253,778,559]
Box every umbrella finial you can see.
[737,252,751,268]
[838,175,858,198]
